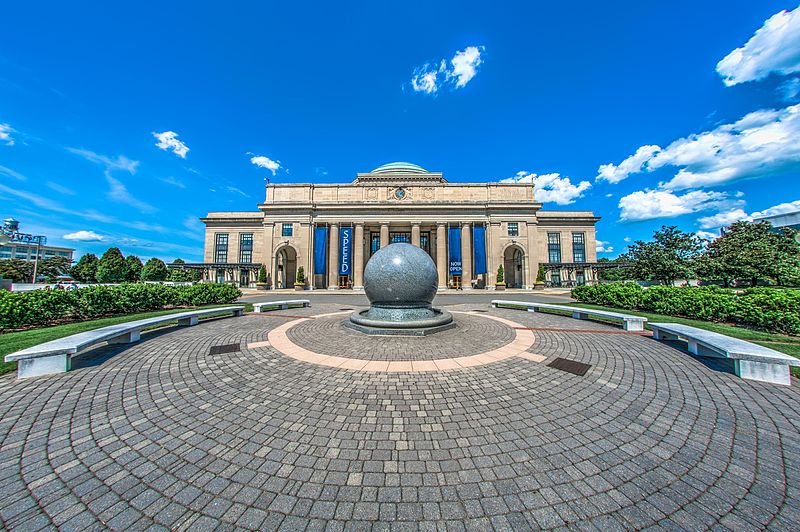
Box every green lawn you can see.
[0,304,253,376]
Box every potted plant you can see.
[535,264,546,290]
[256,265,270,290]
[495,265,506,291]
[294,266,306,291]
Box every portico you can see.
[201,162,601,289]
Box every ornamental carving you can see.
[421,187,434,200]
[365,187,379,200]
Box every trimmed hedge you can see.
[571,283,800,335]
[0,283,241,330]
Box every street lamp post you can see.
[31,236,44,284]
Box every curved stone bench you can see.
[651,323,799,385]
[491,300,647,331]
[5,306,245,379]
[253,300,311,312]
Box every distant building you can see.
[752,210,800,232]
[198,162,601,289]
[0,218,75,262]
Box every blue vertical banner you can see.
[313,226,328,275]
[339,227,353,276]
[473,224,487,275]
[448,226,462,275]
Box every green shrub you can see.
[571,282,799,335]
[0,283,241,330]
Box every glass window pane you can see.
[507,223,518,237]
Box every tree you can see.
[71,253,99,283]
[125,255,143,282]
[622,226,702,285]
[295,266,305,285]
[258,264,268,283]
[496,264,504,284]
[140,258,168,281]
[0,259,33,282]
[38,256,72,281]
[167,258,200,282]
[698,221,800,286]
[95,248,129,283]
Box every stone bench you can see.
[253,300,311,312]
[491,300,647,331]
[650,323,799,385]
[5,306,245,379]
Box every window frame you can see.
[214,233,229,263]
[281,223,293,237]
[239,233,254,263]
[572,232,586,263]
[547,232,561,263]
[507,222,519,237]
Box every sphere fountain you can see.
[346,243,455,336]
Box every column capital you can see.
[354,221,365,227]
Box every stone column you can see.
[328,223,339,290]
[263,222,275,289]
[436,223,447,290]
[411,223,421,247]
[527,222,538,289]
[380,223,389,248]
[353,223,365,290]
[461,223,472,290]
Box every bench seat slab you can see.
[18,353,71,379]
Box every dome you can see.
[370,162,430,175]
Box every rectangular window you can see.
[551,270,561,287]
[370,233,381,256]
[215,233,229,263]
[507,222,519,237]
[239,233,253,263]
[282,223,293,237]
[390,232,411,244]
[547,232,561,263]
[572,232,585,263]
[420,232,430,255]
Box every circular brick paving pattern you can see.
[286,312,515,360]
[0,303,799,530]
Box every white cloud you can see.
[68,147,155,213]
[411,46,484,94]
[153,131,189,158]
[0,164,27,181]
[502,171,591,205]
[716,7,800,86]
[618,189,730,222]
[596,240,614,253]
[596,145,660,184]
[752,198,800,218]
[226,186,250,197]
[696,230,719,241]
[0,123,14,146]
[697,208,751,229]
[63,230,105,242]
[623,236,631,243]
[160,176,186,189]
[780,78,800,101]
[595,103,800,190]
[250,154,282,176]
[46,181,76,195]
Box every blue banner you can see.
[339,227,353,276]
[314,226,328,275]
[473,224,487,275]
[448,226,462,275]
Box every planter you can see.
[256,283,269,291]
[495,283,506,291]
[294,283,306,291]
[534,283,545,290]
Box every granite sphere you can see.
[363,243,438,306]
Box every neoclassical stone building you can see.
[198,162,600,290]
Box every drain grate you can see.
[471,309,488,313]
[209,343,241,355]
[548,357,591,376]
[339,308,354,311]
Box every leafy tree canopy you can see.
[95,248,129,283]
[140,257,168,282]
[621,226,702,285]
[70,253,99,283]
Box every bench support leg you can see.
[623,320,644,332]
[572,312,588,320]
[18,353,71,379]
[233,309,244,317]
[653,330,678,341]
[279,304,288,310]
[108,331,141,344]
[735,360,791,386]
[178,316,199,326]
[527,307,536,313]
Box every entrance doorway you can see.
[503,246,524,288]
[239,270,250,288]
[275,246,297,289]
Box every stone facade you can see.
[201,163,599,289]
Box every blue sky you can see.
[2,1,800,261]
